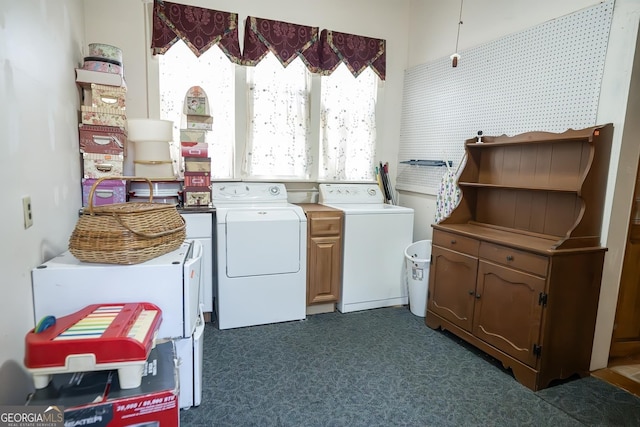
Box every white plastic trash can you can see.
[404,240,432,317]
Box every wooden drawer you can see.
[433,230,479,256]
[309,215,342,237]
[479,242,548,277]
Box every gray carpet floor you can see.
[180,306,640,426]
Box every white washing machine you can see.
[213,182,307,329]
[319,183,414,313]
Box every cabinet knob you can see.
[506,255,514,261]
[468,290,474,295]
[475,294,481,299]
[450,239,457,245]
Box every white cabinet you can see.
[181,212,214,315]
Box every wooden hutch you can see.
[426,124,613,391]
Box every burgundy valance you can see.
[318,30,386,80]
[150,1,386,80]
[242,16,320,70]
[151,0,242,63]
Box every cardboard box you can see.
[184,157,211,173]
[180,142,208,158]
[27,341,179,427]
[185,115,212,131]
[183,187,211,207]
[76,68,126,88]
[82,178,126,207]
[83,152,124,179]
[183,172,210,188]
[83,83,127,110]
[179,130,206,143]
[79,124,126,156]
[81,106,127,127]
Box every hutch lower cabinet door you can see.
[428,245,478,332]
[473,260,545,368]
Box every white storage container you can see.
[404,240,432,317]
[127,119,173,142]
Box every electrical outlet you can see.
[22,196,33,229]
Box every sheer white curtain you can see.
[319,64,378,181]
[244,53,312,179]
[158,42,235,179]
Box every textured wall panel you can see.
[397,1,613,195]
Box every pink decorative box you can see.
[82,59,123,76]
[82,152,124,179]
[80,106,126,127]
[184,172,210,187]
[180,142,208,158]
[82,178,126,207]
[79,124,126,156]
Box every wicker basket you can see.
[69,177,186,265]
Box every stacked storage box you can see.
[127,119,175,179]
[127,118,180,205]
[75,43,127,207]
[181,86,212,208]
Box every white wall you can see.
[404,0,640,370]
[0,0,85,404]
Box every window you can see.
[158,42,235,179]
[319,64,378,181]
[158,43,379,182]
[244,53,312,179]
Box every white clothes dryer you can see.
[213,182,307,330]
[319,183,414,313]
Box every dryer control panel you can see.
[318,184,384,204]
[212,182,288,203]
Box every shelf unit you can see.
[445,125,613,250]
[426,124,613,391]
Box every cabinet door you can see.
[428,246,478,331]
[473,260,545,367]
[308,235,341,304]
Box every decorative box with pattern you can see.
[79,124,126,156]
[83,83,127,109]
[183,171,211,187]
[180,142,208,158]
[183,187,212,207]
[82,152,124,179]
[180,129,206,143]
[81,106,126,127]
[82,178,126,207]
[184,157,211,173]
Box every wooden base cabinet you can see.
[297,204,343,305]
[427,125,613,391]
